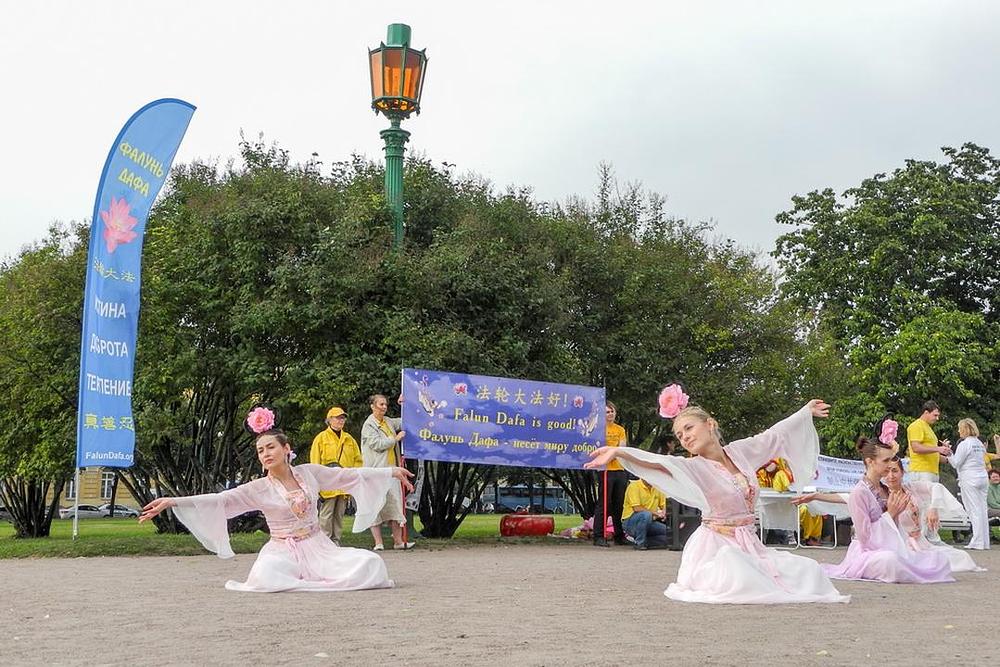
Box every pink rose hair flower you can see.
[878,419,898,446]
[247,407,276,434]
[658,384,690,419]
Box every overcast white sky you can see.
[3,1,999,260]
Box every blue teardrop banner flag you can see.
[75,99,196,468]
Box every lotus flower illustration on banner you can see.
[100,196,139,253]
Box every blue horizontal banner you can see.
[401,368,606,469]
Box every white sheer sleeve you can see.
[171,483,259,559]
[613,448,708,510]
[929,482,968,521]
[725,405,818,492]
[300,463,396,533]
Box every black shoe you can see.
[614,537,629,546]
[633,543,648,551]
[594,538,611,547]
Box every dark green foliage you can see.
[1,140,816,538]
[774,143,1000,454]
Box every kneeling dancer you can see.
[139,407,414,592]
[586,395,848,604]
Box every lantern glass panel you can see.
[369,49,384,99]
[382,47,404,98]
[402,50,423,101]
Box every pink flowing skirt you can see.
[226,533,394,593]
[666,525,849,604]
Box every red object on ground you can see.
[500,514,555,537]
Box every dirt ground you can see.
[2,542,998,666]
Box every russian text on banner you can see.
[401,368,606,469]
[75,99,196,468]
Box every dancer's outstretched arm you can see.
[790,492,845,505]
[727,399,829,491]
[585,446,673,478]
[586,446,710,510]
[139,483,259,558]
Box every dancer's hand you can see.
[938,440,952,456]
[584,446,618,469]
[790,492,818,505]
[887,490,908,519]
[395,430,406,442]
[139,497,176,523]
[391,467,415,493]
[926,507,940,532]
[807,399,830,418]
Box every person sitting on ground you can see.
[988,468,1000,520]
[821,437,953,584]
[139,406,414,592]
[621,476,669,550]
[795,455,984,573]
[586,396,848,604]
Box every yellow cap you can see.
[326,407,347,419]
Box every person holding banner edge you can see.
[593,401,628,547]
[138,407,414,592]
[586,386,849,604]
[361,393,414,551]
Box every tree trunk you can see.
[108,471,119,517]
[541,469,597,519]
[0,476,64,538]
[417,462,496,537]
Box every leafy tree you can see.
[0,224,86,537]
[774,143,1000,450]
[1,140,821,541]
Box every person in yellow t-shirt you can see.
[621,477,668,550]
[906,401,952,483]
[594,401,629,547]
[310,406,364,545]
[907,401,953,545]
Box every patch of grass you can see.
[0,513,585,558]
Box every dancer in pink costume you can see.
[821,437,953,584]
[794,455,983,573]
[140,407,414,592]
[587,395,848,604]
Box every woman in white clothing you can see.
[948,418,990,550]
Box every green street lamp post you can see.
[369,23,428,250]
